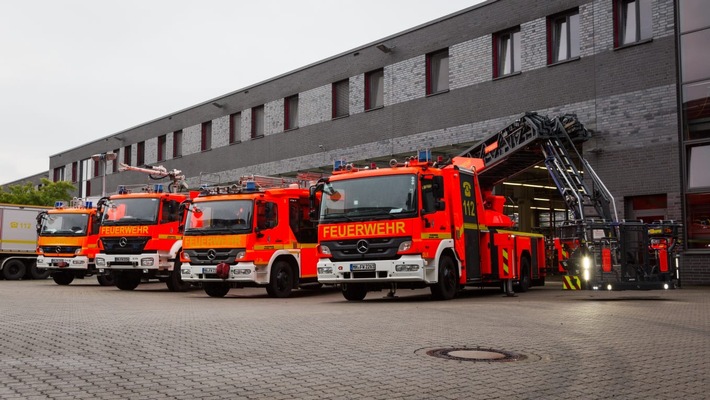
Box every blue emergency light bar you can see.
[418,150,431,162]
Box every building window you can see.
[284,95,299,130]
[93,159,100,177]
[614,0,652,47]
[365,68,384,110]
[123,144,131,165]
[426,48,449,95]
[157,135,166,162]
[493,27,521,78]
[71,162,78,182]
[137,141,145,166]
[687,193,710,249]
[548,9,580,63]
[173,130,182,158]
[229,112,241,144]
[252,105,264,138]
[332,79,349,119]
[79,159,90,197]
[201,121,212,151]
[53,166,65,182]
[112,149,119,172]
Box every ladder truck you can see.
[312,112,679,301]
[180,175,321,298]
[94,164,196,291]
[36,198,114,286]
[457,112,681,290]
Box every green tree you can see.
[0,179,76,206]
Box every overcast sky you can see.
[0,0,484,185]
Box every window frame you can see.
[201,121,212,151]
[284,95,299,131]
[173,130,183,158]
[123,144,131,165]
[332,79,350,119]
[365,68,384,111]
[614,0,653,48]
[547,8,580,64]
[136,141,145,166]
[493,27,522,79]
[157,135,166,162]
[426,48,450,95]
[251,105,265,139]
[229,112,241,144]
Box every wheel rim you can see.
[443,265,455,292]
[276,269,290,292]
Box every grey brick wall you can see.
[450,35,491,90]
[522,18,547,72]
[265,100,283,136]
[182,124,201,157]
[212,115,229,148]
[144,137,157,166]
[386,56,425,106]
[350,74,365,115]
[300,85,331,127]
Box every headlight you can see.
[75,249,82,255]
[317,267,333,274]
[395,264,419,272]
[95,258,106,267]
[181,268,191,275]
[582,256,591,270]
[181,251,190,261]
[233,268,250,275]
[398,241,412,252]
[318,245,331,256]
[141,258,154,267]
[235,251,246,260]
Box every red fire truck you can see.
[313,113,680,300]
[180,175,320,298]
[94,164,195,291]
[36,198,113,285]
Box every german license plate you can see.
[203,267,216,274]
[115,257,130,262]
[350,263,376,271]
[51,259,63,264]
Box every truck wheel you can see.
[431,256,458,300]
[96,273,115,286]
[2,259,27,280]
[166,261,190,292]
[29,262,51,279]
[115,271,141,291]
[204,283,230,298]
[514,258,531,293]
[51,271,74,285]
[266,261,293,298]
[341,283,367,301]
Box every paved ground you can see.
[0,278,708,400]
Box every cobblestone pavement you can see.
[0,278,708,400]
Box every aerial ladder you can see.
[454,112,680,290]
[118,163,188,193]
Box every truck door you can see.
[458,170,481,281]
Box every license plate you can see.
[115,257,130,262]
[51,259,63,264]
[203,267,216,274]
[350,263,376,272]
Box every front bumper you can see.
[316,255,434,284]
[181,262,269,284]
[36,256,90,271]
[95,253,172,271]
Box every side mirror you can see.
[432,176,445,199]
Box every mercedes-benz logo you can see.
[118,237,128,247]
[356,240,369,254]
[207,249,217,260]
[56,247,62,253]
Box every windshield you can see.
[184,199,253,234]
[40,213,90,236]
[102,198,159,225]
[320,174,418,221]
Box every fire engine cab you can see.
[180,175,320,298]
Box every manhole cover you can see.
[425,347,526,362]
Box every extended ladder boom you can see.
[457,112,616,223]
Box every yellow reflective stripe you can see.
[297,243,318,249]
[502,249,509,275]
[0,239,35,245]
[421,233,452,239]
[158,235,181,240]
[463,223,487,230]
[496,229,545,238]
[254,244,286,250]
[562,276,581,290]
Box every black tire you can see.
[51,271,74,285]
[166,261,190,292]
[431,256,458,300]
[266,261,293,298]
[2,259,27,280]
[29,262,51,279]
[204,283,230,298]
[515,257,531,293]
[341,283,367,301]
[115,271,141,291]
[96,273,115,286]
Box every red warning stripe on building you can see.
[562,276,582,290]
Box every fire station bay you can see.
[7,0,710,285]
